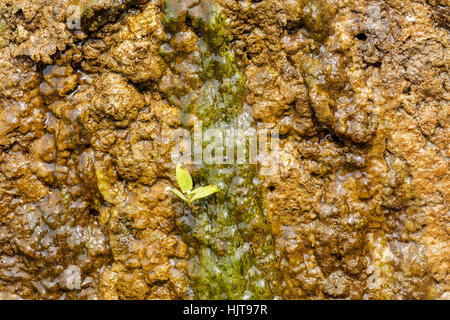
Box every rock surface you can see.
[0,0,448,299]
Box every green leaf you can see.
[176,164,193,193]
[168,187,188,202]
[190,185,220,203]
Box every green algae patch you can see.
[160,0,278,299]
[0,21,8,48]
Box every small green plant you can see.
[168,164,220,207]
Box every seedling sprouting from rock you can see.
[168,164,220,208]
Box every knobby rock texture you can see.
[0,0,448,299]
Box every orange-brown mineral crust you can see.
[0,0,448,299]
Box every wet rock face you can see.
[223,0,448,299]
[0,0,448,299]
